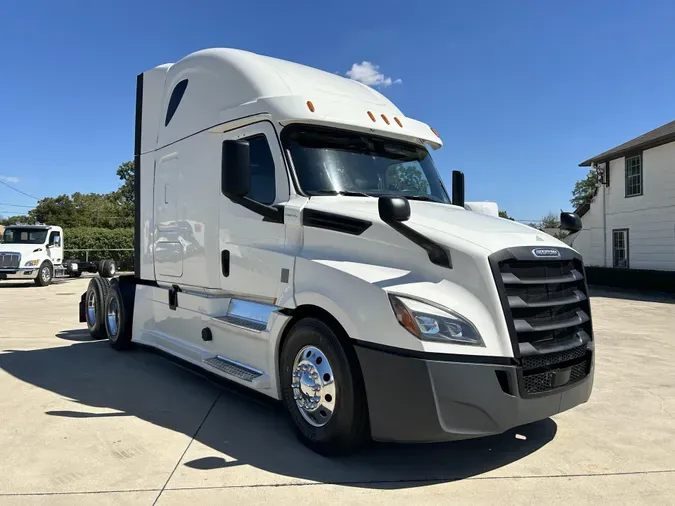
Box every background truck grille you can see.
[490,248,593,395]
[0,253,20,269]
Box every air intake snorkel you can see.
[377,196,452,269]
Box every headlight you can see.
[388,294,484,346]
[24,259,39,267]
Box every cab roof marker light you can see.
[394,117,403,127]
[306,101,315,112]
[430,127,440,138]
[367,111,376,122]
[381,114,390,125]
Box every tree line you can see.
[1,162,134,228]
[498,169,596,238]
[2,160,598,240]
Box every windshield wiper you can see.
[398,194,445,203]
[307,190,374,197]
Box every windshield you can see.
[283,125,450,202]
[2,228,48,244]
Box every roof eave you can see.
[579,131,675,167]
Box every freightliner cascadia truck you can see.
[79,48,593,456]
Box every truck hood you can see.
[307,197,567,253]
[0,243,45,256]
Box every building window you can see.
[247,135,276,205]
[165,79,188,127]
[613,229,629,268]
[625,154,642,197]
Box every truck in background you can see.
[79,48,592,456]
[0,224,117,286]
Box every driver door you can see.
[47,230,63,265]
[218,121,294,304]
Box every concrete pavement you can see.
[1,277,674,504]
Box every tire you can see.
[97,260,108,277]
[104,259,116,278]
[34,262,53,286]
[84,277,110,339]
[279,317,369,456]
[104,280,133,350]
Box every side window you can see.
[48,231,61,246]
[165,79,188,127]
[247,135,276,205]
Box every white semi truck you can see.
[0,224,117,286]
[79,48,593,455]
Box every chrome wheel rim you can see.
[291,345,336,427]
[41,267,50,283]
[109,263,116,276]
[107,297,120,337]
[87,290,96,326]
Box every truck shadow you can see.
[0,335,557,489]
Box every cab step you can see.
[202,355,269,387]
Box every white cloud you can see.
[345,61,401,87]
[0,176,20,184]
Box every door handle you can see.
[221,250,230,277]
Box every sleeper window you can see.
[247,136,276,205]
[165,79,188,127]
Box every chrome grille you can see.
[0,253,20,269]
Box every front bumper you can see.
[0,268,38,280]
[354,343,594,443]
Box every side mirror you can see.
[378,196,411,222]
[221,139,250,197]
[560,212,582,232]
[452,170,465,208]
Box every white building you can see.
[566,119,675,271]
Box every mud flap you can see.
[79,292,86,323]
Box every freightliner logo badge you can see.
[532,248,561,258]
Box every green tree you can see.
[570,169,598,209]
[29,194,78,227]
[498,210,515,220]
[387,163,431,195]
[115,160,135,205]
[540,212,560,230]
[0,214,31,226]
[527,212,568,240]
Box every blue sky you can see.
[1,0,675,222]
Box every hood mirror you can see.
[378,196,411,222]
[560,212,582,232]
[452,170,465,208]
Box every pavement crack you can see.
[162,468,675,491]
[2,469,674,497]
[152,390,221,505]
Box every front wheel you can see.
[34,262,53,286]
[280,317,369,456]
